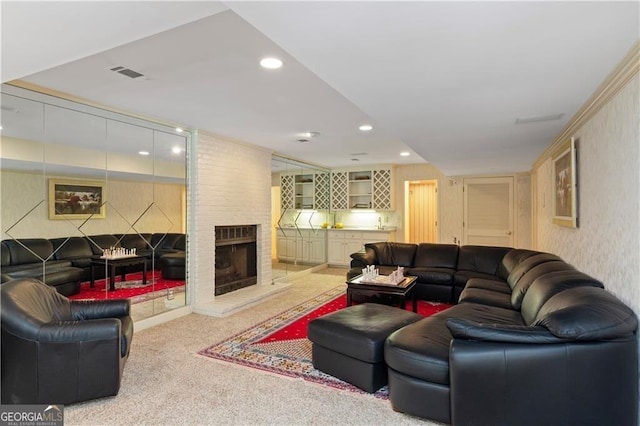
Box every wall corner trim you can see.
[531,40,640,171]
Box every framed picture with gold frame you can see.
[48,179,106,220]
[551,137,578,228]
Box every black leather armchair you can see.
[1,278,133,404]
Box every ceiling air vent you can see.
[515,113,564,124]
[110,66,144,79]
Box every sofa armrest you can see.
[446,318,563,344]
[39,318,121,342]
[71,299,131,320]
[449,338,639,426]
[349,247,377,268]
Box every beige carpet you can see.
[64,268,442,425]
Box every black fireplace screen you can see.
[214,226,257,296]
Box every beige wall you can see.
[393,164,532,248]
[532,72,639,314]
[1,169,184,239]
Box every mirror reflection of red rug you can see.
[69,271,185,304]
[198,286,451,398]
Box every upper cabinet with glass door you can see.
[331,166,394,210]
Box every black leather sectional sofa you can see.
[1,233,185,296]
[348,242,638,425]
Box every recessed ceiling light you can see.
[172,147,182,154]
[260,57,283,69]
[175,127,183,133]
[400,151,410,157]
[139,151,150,156]
[359,124,373,131]
[299,131,320,139]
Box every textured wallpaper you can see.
[534,74,639,314]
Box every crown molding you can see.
[531,40,640,171]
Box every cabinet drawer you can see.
[343,232,362,240]
[328,231,345,239]
[361,232,385,242]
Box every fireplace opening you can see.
[215,225,257,296]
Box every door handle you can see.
[506,231,512,235]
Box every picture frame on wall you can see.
[552,137,578,228]
[48,179,106,220]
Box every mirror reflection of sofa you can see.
[0,233,186,296]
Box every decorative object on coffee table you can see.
[347,272,418,312]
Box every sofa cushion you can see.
[1,242,10,267]
[3,239,54,265]
[511,261,575,310]
[521,270,604,325]
[413,243,459,268]
[456,245,512,276]
[120,233,152,250]
[51,237,94,261]
[506,253,562,290]
[464,278,511,294]
[86,235,120,255]
[365,242,417,267]
[534,286,638,340]
[453,270,501,288]
[151,233,183,250]
[174,234,186,251]
[458,287,513,309]
[386,303,524,385]
[405,267,455,285]
[495,249,539,280]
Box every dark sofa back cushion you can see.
[507,253,562,289]
[120,233,152,250]
[174,234,186,251]
[86,235,120,255]
[521,270,604,325]
[534,286,638,340]
[3,239,53,265]
[151,233,183,250]
[365,242,417,267]
[1,242,10,267]
[495,249,539,280]
[50,237,94,260]
[510,260,575,310]
[414,243,459,268]
[456,245,512,275]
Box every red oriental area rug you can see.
[69,270,185,304]
[198,286,451,398]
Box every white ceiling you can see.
[2,1,638,176]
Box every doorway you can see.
[405,180,438,243]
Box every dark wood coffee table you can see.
[90,255,147,291]
[346,274,418,312]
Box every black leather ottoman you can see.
[160,252,185,280]
[308,303,422,393]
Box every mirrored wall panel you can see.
[271,155,330,280]
[1,84,188,321]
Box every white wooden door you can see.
[463,177,514,247]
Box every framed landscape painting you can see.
[551,137,578,228]
[49,179,106,220]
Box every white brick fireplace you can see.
[188,131,290,316]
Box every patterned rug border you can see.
[197,285,390,399]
